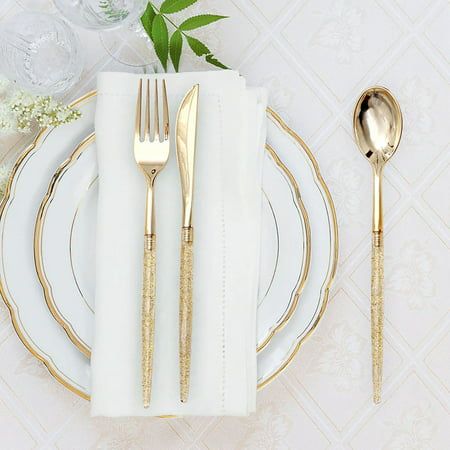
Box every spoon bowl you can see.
[353,87,403,169]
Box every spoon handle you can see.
[371,231,384,404]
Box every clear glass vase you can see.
[0,12,83,95]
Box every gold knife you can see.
[176,84,199,403]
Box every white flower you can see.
[0,74,81,134]
[56,110,68,121]
[10,90,33,107]
[0,103,16,132]
[0,71,81,134]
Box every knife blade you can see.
[176,84,199,403]
[176,84,199,229]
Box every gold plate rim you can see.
[257,108,339,389]
[0,90,96,401]
[34,132,96,358]
[257,144,311,351]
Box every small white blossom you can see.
[0,74,81,135]
[48,99,59,109]
[56,111,67,121]
[0,103,16,132]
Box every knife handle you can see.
[371,231,383,404]
[142,233,156,408]
[179,226,194,403]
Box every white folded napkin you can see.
[91,71,267,416]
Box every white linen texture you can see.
[91,71,267,417]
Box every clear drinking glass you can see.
[55,0,156,68]
[53,0,148,30]
[0,12,82,95]
[100,20,158,68]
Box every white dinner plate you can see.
[34,132,310,356]
[0,92,337,400]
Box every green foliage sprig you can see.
[141,0,228,72]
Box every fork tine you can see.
[154,79,160,141]
[162,79,169,140]
[135,79,143,142]
[145,79,151,141]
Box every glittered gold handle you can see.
[179,227,194,403]
[371,231,384,404]
[142,234,156,408]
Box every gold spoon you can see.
[353,86,403,404]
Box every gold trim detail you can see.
[256,144,311,352]
[257,108,339,390]
[0,90,96,401]
[34,133,95,358]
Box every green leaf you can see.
[206,54,228,69]
[186,36,209,56]
[169,30,183,72]
[140,2,156,39]
[160,0,197,14]
[152,15,169,71]
[186,36,228,69]
[179,14,227,31]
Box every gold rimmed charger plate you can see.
[0,90,337,400]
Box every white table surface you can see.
[0,0,449,449]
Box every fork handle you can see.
[142,233,156,408]
[179,226,194,403]
[371,231,383,404]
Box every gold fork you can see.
[134,78,170,408]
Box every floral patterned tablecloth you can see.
[0,0,449,448]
